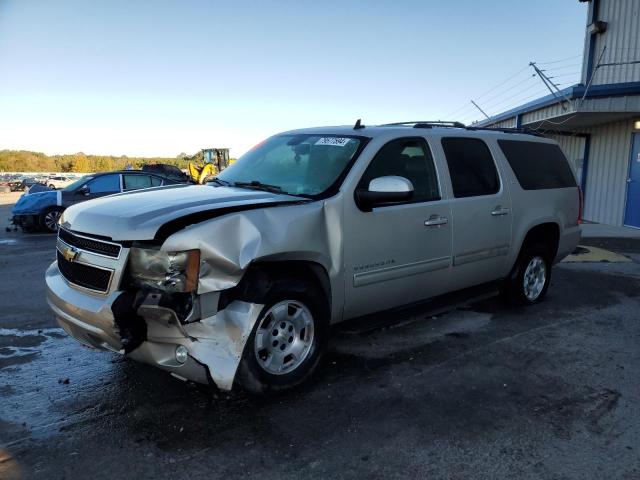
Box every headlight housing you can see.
[128,247,200,293]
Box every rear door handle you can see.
[424,215,448,226]
[491,206,510,216]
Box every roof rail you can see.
[464,126,544,137]
[381,121,543,137]
[382,121,466,128]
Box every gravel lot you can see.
[1,194,639,479]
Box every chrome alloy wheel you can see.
[254,300,315,375]
[523,256,547,301]
[44,210,62,232]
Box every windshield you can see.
[63,175,93,192]
[217,134,365,197]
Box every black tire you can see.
[235,276,329,394]
[39,207,64,233]
[502,243,552,305]
[48,184,56,189]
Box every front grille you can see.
[58,228,121,258]
[57,249,113,293]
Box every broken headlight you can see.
[127,248,200,293]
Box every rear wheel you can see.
[40,207,64,233]
[235,277,328,394]
[502,244,552,305]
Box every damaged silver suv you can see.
[46,121,581,393]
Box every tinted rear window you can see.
[498,140,576,190]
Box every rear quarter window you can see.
[498,140,577,190]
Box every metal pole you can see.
[470,100,491,121]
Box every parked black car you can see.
[10,177,45,192]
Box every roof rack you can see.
[381,121,543,137]
[465,126,544,137]
[382,121,466,128]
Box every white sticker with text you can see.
[315,137,351,147]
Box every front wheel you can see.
[235,277,328,394]
[502,245,552,305]
[39,207,64,233]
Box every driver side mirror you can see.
[355,176,414,212]
[78,185,90,196]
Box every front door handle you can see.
[424,215,448,226]
[491,206,510,216]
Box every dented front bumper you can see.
[46,261,262,390]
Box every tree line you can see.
[0,150,193,173]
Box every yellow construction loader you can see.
[186,148,232,184]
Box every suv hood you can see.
[60,184,307,241]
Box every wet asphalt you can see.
[1,197,640,479]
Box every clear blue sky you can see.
[0,0,587,157]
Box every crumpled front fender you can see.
[131,199,344,389]
[161,201,340,295]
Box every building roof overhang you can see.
[475,81,640,128]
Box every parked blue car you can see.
[11,168,189,232]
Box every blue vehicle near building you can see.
[11,167,190,232]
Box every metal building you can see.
[477,0,640,227]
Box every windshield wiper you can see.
[208,177,231,186]
[233,180,284,194]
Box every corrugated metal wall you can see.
[587,0,640,85]
[581,120,633,225]
[522,102,576,124]
[549,134,586,184]
[485,118,516,129]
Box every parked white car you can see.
[47,175,76,189]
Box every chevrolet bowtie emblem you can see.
[62,246,79,262]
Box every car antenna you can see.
[353,118,365,130]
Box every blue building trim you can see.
[585,0,600,82]
[581,134,591,194]
[573,81,640,98]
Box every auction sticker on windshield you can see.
[315,137,352,147]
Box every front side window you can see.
[358,137,440,203]
[63,175,93,192]
[87,174,120,194]
[217,134,365,197]
[441,137,500,198]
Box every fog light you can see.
[175,345,188,364]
